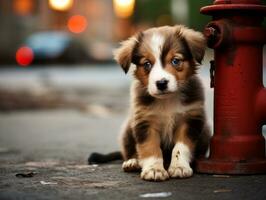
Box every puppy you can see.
[113,25,210,181]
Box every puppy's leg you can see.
[168,123,194,178]
[134,122,168,181]
[120,121,140,172]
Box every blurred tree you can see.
[132,0,213,32]
[188,0,212,31]
[132,0,265,31]
[133,0,172,26]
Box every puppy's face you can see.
[114,26,206,98]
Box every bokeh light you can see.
[67,15,88,34]
[13,0,33,16]
[113,0,135,18]
[49,0,73,11]
[16,46,34,66]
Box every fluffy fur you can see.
[114,25,210,181]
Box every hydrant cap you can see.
[200,0,266,16]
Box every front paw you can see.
[141,167,169,181]
[122,159,140,172]
[168,164,193,178]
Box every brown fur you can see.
[175,123,195,152]
[164,60,194,82]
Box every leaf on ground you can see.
[40,181,58,185]
[15,172,37,178]
[139,192,172,198]
[213,175,231,178]
[214,189,232,193]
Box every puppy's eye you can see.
[171,58,181,66]
[143,61,152,71]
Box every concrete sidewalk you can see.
[0,110,266,200]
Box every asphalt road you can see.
[0,110,266,200]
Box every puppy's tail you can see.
[88,151,122,164]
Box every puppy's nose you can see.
[156,79,169,91]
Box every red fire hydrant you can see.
[196,0,266,174]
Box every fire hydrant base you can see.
[196,158,266,174]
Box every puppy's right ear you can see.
[113,35,139,74]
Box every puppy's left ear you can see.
[179,26,206,65]
[113,35,139,74]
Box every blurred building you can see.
[0,0,212,66]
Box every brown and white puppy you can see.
[114,25,210,181]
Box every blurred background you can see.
[0,0,214,112]
[0,0,265,160]
[0,0,212,65]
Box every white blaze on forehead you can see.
[150,33,165,58]
[148,33,177,96]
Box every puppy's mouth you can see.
[151,91,175,99]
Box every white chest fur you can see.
[150,98,203,145]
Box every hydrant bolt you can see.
[204,27,218,48]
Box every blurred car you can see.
[23,31,91,64]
